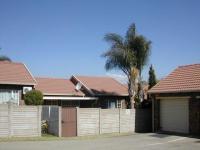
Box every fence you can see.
[77,108,135,136]
[41,106,136,137]
[0,104,41,137]
[42,106,61,137]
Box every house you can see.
[0,61,36,105]
[0,61,129,108]
[34,77,97,107]
[35,76,129,108]
[70,75,129,108]
[148,64,200,135]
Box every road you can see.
[0,133,199,150]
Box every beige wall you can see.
[77,108,135,136]
[0,104,41,137]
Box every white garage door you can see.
[160,98,189,134]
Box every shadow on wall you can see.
[135,108,152,133]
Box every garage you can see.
[160,98,189,134]
[149,64,200,135]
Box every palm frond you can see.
[104,33,124,46]
[125,23,136,44]
[132,35,151,72]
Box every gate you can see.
[62,107,77,137]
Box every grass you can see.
[0,132,135,142]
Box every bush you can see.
[24,90,43,105]
[41,120,48,134]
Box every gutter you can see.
[43,96,98,100]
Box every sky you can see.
[0,0,200,82]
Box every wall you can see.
[0,104,41,137]
[100,109,120,134]
[189,97,200,135]
[152,98,160,132]
[77,108,135,136]
[135,108,152,132]
[120,109,135,133]
[78,108,99,136]
[42,106,61,137]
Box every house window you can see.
[117,100,121,108]
[0,89,19,105]
[109,100,116,108]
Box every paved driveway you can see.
[0,133,199,150]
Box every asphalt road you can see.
[0,133,199,150]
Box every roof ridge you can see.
[178,63,200,68]
[0,61,24,65]
[75,75,114,79]
[35,76,69,80]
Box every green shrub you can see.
[41,120,48,134]
[24,90,43,105]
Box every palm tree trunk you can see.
[128,78,135,109]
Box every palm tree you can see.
[102,23,151,108]
[0,48,11,61]
[126,24,151,78]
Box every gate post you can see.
[119,108,121,133]
[37,106,42,136]
[58,106,62,137]
[99,108,101,135]
[76,107,79,136]
[8,103,13,137]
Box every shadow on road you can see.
[148,133,172,138]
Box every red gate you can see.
[62,107,77,137]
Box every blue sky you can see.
[0,0,200,81]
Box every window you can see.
[109,101,116,108]
[117,100,122,108]
[0,89,19,105]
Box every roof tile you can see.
[149,64,200,93]
[74,76,128,96]
[35,77,84,96]
[0,61,36,85]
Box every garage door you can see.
[160,98,189,134]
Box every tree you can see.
[102,23,151,108]
[24,90,43,105]
[0,56,11,61]
[148,64,157,89]
[0,48,11,61]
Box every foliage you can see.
[41,120,48,134]
[0,48,11,61]
[148,64,157,89]
[24,90,43,105]
[102,23,151,108]
[0,56,11,61]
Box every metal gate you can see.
[62,107,77,137]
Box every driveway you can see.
[0,133,199,150]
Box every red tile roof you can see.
[149,64,200,93]
[0,61,36,85]
[73,75,128,96]
[35,77,84,96]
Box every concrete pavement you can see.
[0,133,199,150]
